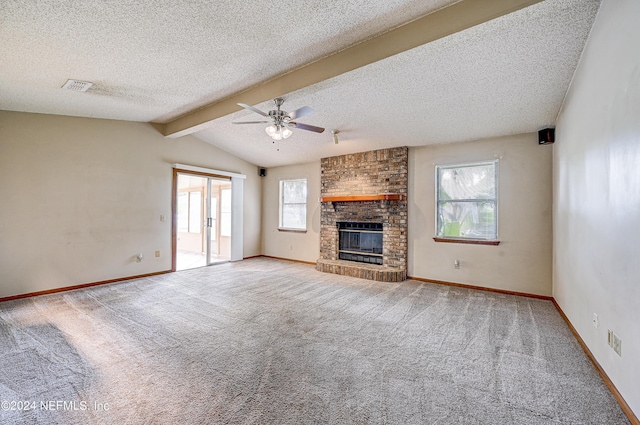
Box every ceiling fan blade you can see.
[290,122,325,133]
[237,103,269,117]
[232,120,270,124]
[287,106,314,120]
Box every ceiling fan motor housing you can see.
[269,108,289,128]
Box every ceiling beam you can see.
[157,0,544,138]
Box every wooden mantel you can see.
[320,194,405,203]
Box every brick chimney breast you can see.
[317,147,408,282]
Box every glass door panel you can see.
[206,178,231,265]
[176,174,207,271]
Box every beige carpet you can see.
[0,258,630,424]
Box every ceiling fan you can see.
[233,98,325,141]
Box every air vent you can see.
[61,79,93,92]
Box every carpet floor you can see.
[0,258,630,424]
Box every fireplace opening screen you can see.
[338,222,383,265]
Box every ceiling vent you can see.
[61,79,93,92]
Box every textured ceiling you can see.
[0,0,601,168]
[0,0,457,122]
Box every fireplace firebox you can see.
[338,222,383,265]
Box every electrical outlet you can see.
[454,259,460,269]
[155,250,160,257]
[160,215,166,222]
[607,330,622,356]
[612,334,622,357]
[592,313,598,329]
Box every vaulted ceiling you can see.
[0,0,601,167]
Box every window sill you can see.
[433,237,500,246]
[278,228,307,233]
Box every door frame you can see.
[172,164,246,272]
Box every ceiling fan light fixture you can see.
[265,125,277,136]
[266,125,292,141]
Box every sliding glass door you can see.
[175,172,231,271]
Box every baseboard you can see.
[552,300,639,425]
[257,255,317,266]
[242,255,263,260]
[406,275,637,423]
[0,270,172,303]
[407,275,553,300]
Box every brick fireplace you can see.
[316,147,408,282]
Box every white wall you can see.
[554,0,640,415]
[261,161,321,263]
[409,133,553,296]
[0,111,261,298]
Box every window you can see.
[210,197,217,241]
[279,179,307,230]
[177,190,202,234]
[436,161,497,241]
[177,192,189,232]
[188,191,201,233]
[220,188,231,237]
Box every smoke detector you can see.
[61,79,93,92]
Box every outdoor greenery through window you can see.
[280,179,307,230]
[436,161,497,240]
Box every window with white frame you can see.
[436,161,497,240]
[220,188,231,237]
[177,190,202,234]
[279,179,307,230]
